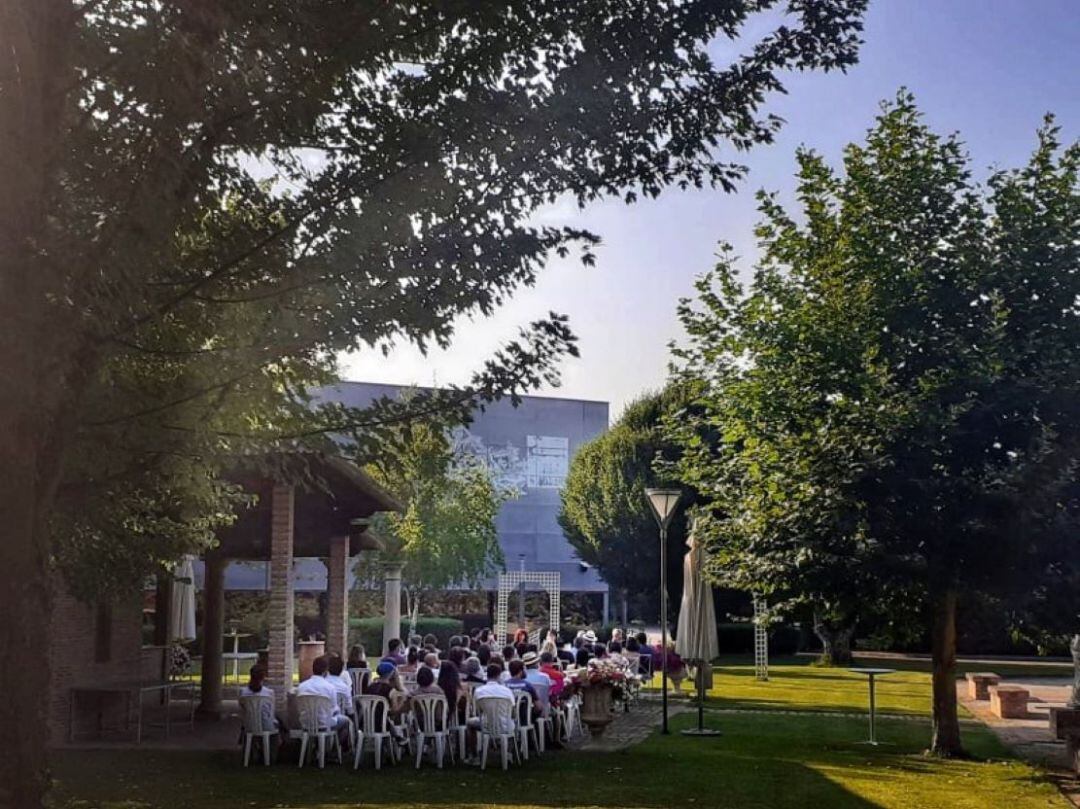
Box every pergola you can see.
[195,452,401,714]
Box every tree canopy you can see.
[669,93,1080,757]
[1,2,868,803]
[559,386,692,622]
[361,416,508,630]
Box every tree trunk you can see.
[0,4,80,806]
[813,612,855,666]
[929,585,965,757]
[0,449,56,808]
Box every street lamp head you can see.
[645,488,682,530]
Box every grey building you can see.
[207,383,612,612]
[326,381,611,597]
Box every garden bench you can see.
[989,684,1029,719]
[1048,707,1080,774]
[965,672,1001,701]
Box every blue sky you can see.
[341,0,1080,420]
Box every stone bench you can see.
[1049,707,1080,775]
[989,684,1030,719]
[965,672,1001,701]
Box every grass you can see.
[689,656,955,717]
[52,656,1072,809]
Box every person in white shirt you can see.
[239,664,278,730]
[295,656,348,735]
[326,654,355,716]
[470,663,515,736]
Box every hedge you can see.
[349,616,464,652]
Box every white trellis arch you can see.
[494,571,561,642]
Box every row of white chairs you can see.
[239,684,587,771]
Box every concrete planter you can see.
[581,684,615,736]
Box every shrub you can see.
[348,616,464,652]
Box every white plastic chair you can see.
[294,694,341,769]
[476,696,518,771]
[531,681,553,752]
[353,694,397,770]
[349,668,371,698]
[448,691,468,762]
[513,690,541,760]
[562,693,584,741]
[238,694,277,767]
[410,694,450,769]
[335,690,357,751]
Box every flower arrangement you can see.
[169,641,192,678]
[574,657,640,688]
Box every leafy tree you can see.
[559,387,691,623]
[360,418,508,634]
[0,1,867,802]
[670,94,1080,757]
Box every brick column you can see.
[382,563,403,656]
[198,555,227,716]
[326,536,350,656]
[267,483,295,710]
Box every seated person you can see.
[505,660,541,721]
[399,646,419,674]
[522,651,552,692]
[240,664,280,730]
[381,638,407,666]
[574,647,591,669]
[477,644,492,668]
[538,652,565,698]
[347,644,368,670]
[501,644,517,663]
[295,655,349,737]
[422,633,439,650]
[423,652,440,672]
[461,657,486,684]
[326,654,354,713]
[468,663,515,736]
[365,661,409,733]
[407,664,445,710]
[610,628,625,646]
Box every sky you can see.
[340,0,1080,422]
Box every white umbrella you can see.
[675,521,720,736]
[169,556,197,642]
[676,523,719,661]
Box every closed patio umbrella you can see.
[675,521,720,736]
[169,556,197,642]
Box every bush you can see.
[348,616,464,652]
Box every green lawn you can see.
[691,657,954,717]
[51,655,1072,809]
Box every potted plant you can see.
[572,658,639,735]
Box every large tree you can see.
[0,2,868,803]
[671,94,1080,757]
[559,387,691,623]
[360,418,508,634]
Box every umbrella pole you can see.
[681,661,721,737]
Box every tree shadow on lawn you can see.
[51,714,1037,809]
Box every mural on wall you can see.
[526,435,569,488]
[450,428,569,492]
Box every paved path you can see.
[571,697,693,752]
[958,677,1080,806]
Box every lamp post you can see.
[645,487,682,735]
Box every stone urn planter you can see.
[580,683,615,736]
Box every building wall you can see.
[324,382,611,594]
[202,384,613,597]
[47,576,152,744]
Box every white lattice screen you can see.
[494,571,561,642]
